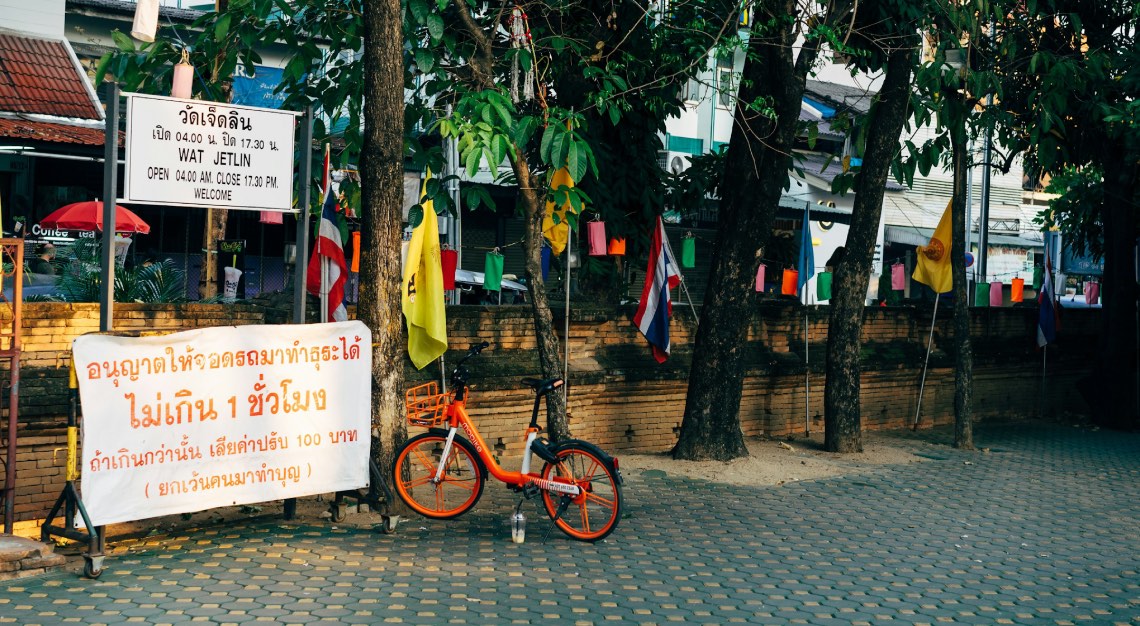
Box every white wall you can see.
[0,0,65,38]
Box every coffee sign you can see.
[123,93,299,213]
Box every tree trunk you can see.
[1097,153,1139,430]
[673,0,825,460]
[949,118,974,450]
[823,46,914,453]
[515,157,569,441]
[452,0,569,440]
[199,0,232,301]
[359,0,408,506]
[198,208,227,299]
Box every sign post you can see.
[122,93,298,213]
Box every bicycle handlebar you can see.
[450,341,489,400]
[456,341,489,367]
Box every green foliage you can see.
[1037,166,1104,259]
[54,240,187,303]
[988,0,1139,248]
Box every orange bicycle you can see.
[393,342,624,541]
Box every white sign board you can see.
[74,322,371,526]
[123,93,298,212]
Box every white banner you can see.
[74,322,371,526]
[123,93,298,212]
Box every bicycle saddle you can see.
[520,377,564,395]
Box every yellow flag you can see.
[911,200,954,294]
[542,167,575,255]
[401,170,448,370]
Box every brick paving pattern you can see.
[1,421,1137,625]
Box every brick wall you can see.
[1,300,1098,527]
[1,303,267,531]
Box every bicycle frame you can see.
[432,397,581,497]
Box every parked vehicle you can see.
[453,269,528,305]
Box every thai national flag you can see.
[633,216,682,362]
[1037,242,1058,347]
[305,149,347,322]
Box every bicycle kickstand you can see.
[541,494,573,544]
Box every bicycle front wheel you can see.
[393,432,485,519]
[540,441,623,541]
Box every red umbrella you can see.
[38,200,151,234]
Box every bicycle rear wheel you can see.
[540,441,623,541]
[393,432,485,519]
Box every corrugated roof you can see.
[804,80,877,116]
[67,0,205,22]
[798,108,844,140]
[0,33,103,120]
[0,118,107,145]
[794,152,906,191]
[886,226,1044,249]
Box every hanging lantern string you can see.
[159,14,221,101]
[471,238,525,251]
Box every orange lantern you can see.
[607,237,626,256]
[1011,277,1024,303]
[781,268,799,295]
[351,231,361,273]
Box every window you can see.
[718,71,734,108]
[682,78,700,103]
[716,54,736,108]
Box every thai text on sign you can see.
[122,93,298,212]
[73,322,371,526]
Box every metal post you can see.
[99,82,120,332]
[978,124,992,285]
[562,233,572,400]
[293,107,314,324]
[913,293,940,430]
[804,295,810,435]
[978,17,996,286]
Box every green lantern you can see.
[681,237,696,269]
[1032,265,1044,290]
[817,271,832,300]
[974,282,990,307]
[484,251,504,292]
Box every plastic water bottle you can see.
[511,511,526,544]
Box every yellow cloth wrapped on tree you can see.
[542,167,576,255]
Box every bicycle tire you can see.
[393,432,485,519]
[540,440,623,541]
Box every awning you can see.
[886,225,1044,249]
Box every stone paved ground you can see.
[0,420,1137,625]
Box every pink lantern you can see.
[989,281,1003,307]
[587,221,606,256]
[890,263,906,291]
[172,49,193,99]
[1084,281,1100,305]
[754,263,766,292]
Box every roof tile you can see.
[0,118,107,145]
[0,33,102,120]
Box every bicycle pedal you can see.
[521,482,540,499]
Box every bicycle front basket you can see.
[405,381,451,428]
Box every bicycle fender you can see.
[427,428,490,479]
[550,439,623,485]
